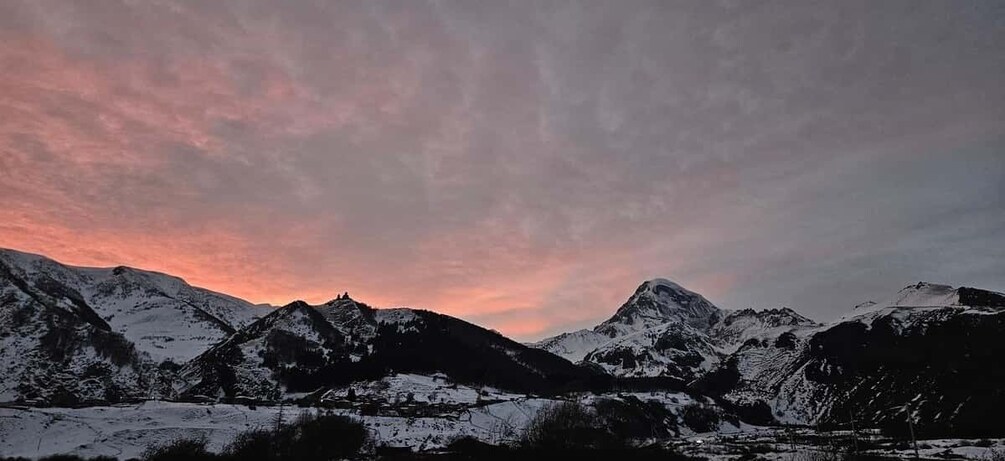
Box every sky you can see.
[1,1,1003,341]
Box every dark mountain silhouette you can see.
[179,297,602,400]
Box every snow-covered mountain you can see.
[1,252,150,404]
[604,278,723,333]
[581,321,720,380]
[533,279,731,381]
[6,247,1005,437]
[0,248,268,404]
[535,277,1005,436]
[709,307,819,354]
[0,249,263,363]
[179,295,600,400]
[703,282,1005,436]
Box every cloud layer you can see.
[1,1,1003,339]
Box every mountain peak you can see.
[640,277,687,290]
[888,282,958,307]
[602,278,722,332]
[284,300,313,310]
[631,278,696,300]
[316,295,375,333]
[324,292,359,306]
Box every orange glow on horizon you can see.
[0,28,742,341]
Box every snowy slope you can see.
[601,278,723,333]
[838,281,1001,324]
[530,329,608,363]
[0,248,265,363]
[180,296,598,400]
[709,282,1005,435]
[533,279,725,379]
[0,388,726,459]
[533,280,829,388]
[710,307,820,354]
[178,300,349,400]
[0,255,155,404]
[699,324,823,425]
[583,321,719,380]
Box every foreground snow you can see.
[3,401,1003,460]
[0,371,716,459]
[0,400,548,459]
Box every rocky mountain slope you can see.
[6,248,1005,437]
[179,295,601,400]
[532,279,804,381]
[537,278,1005,437]
[0,248,264,404]
[1,252,151,404]
[709,307,819,354]
[700,282,1005,436]
[0,249,262,363]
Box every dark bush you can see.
[142,437,217,461]
[225,429,273,460]
[520,401,622,450]
[681,403,721,433]
[593,397,677,439]
[225,412,370,461]
[445,436,501,454]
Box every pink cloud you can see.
[6,1,997,341]
[0,29,738,337]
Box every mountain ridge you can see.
[534,278,734,380]
[0,248,264,363]
[4,247,1005,436]
[178,297,601,400]
[698,282,1005,435]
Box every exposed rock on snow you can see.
[533,279,727,380]
[707,283,1005,435]
[6,247,1005,439]
[0,248,263,364]
[179,297,599,400]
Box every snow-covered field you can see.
[320,373,526,405]
[3,399,1003,460]
[0,399,551,459]
[0,372,716,459]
